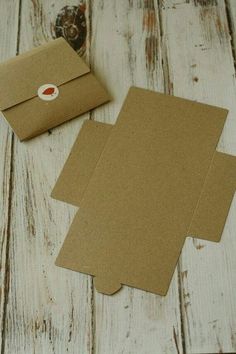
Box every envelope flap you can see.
[0,37,90,110]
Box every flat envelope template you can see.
[52,87,236,296]
[0,37,110,140]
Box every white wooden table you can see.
[0,1,236,353]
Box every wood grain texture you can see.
[0,0,236,353]
[90,1,184,353]
[226,0,236,61]
[0,0,21,351]
[161,0,236,353]
[2,1,93,354]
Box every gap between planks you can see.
[158,2,187,353]
[1,0,22,352]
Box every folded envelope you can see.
[0,37,110,140]
[52,87,236,296]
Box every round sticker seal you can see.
[38,84,59,101]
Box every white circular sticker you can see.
[37,84,59,101]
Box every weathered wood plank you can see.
[90,1,184,353]
[0,0,21,351]
[1,1,235,353]
[2,1,93,353]
[161,0,236,352]
[226,0,236,61]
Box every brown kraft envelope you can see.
[53,87,236,296]
[0,37,110,141]
[52,120,236,243]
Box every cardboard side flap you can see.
[51,120,112,206]
[189,152,236,242]
[0,37,90,110]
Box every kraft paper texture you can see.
[0,37,110,140]
[52,87,236,295]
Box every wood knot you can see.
[55,5,87,55]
